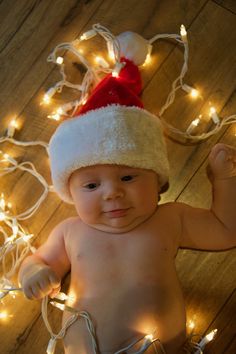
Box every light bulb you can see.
[209,106,220,124]
[95,56,109,68]
[180,24,187,42]
[54,292,69,301]
[0,212,6,221]
[50,301,65,311]
[190,89,199,98]
[145,334,153,341]
[198,328,218,348]
[0,311,8,320]
[42,87,57,105]
[0,194,5,211]
[7,119,18,137]
[143,53,152,66]
[80,29,96,41]
[56,56,64,65]
[186,118,200,134]
[206,329,218,342]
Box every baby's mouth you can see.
[104,208,130,218]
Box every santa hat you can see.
[49,31,169,204]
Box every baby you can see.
[18,32,236,354]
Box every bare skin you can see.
[18,143,236,354]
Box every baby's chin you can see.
[87,214,156,234]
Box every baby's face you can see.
[69,165,160,233]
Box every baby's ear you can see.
[160,181,169,194]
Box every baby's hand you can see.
[20,263,61,300]
[207,143,236,182]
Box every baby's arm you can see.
[178,143,236,250]
[18,220,71,299]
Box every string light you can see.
[56,56,63,65]
[143,53,152,66]
[42,87,58,105]
[112,62,124,77]
[186,117,200,135]
[209,106,220,124]
[80,29,97,41]
[182,84,200,99]
[7,119,18,138]
[95,56,109,68]
[180,24,187,42]
[0,311,8,320]
[197,329,218,351]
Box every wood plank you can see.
[176,122,236,352]
[142,0,236,203]
[0,1,105,352]
[203,290,236,353]
[224,336,236,354]
[213,0,236,13]
[0,0,236,353]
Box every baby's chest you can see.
[67,229,174,284]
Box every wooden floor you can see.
[0,0,236,353]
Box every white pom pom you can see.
[116,31,151,66]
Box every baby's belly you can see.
[63,279,186,354]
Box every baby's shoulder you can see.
[157,201,184,215]
[52,216,83,237]
[155,201,187,226]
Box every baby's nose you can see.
[103,183,124,200]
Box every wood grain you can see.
[0,0,235,353]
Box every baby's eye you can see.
[84,183,98,190]
[121,175,135,182]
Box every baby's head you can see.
[68,164,161,232]
[48,31,170,215]
[49,103,169,204]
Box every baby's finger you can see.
[49,285,61,299]
[49,272,61,288]
[30,283,45,300]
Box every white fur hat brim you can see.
[49,105,169,204]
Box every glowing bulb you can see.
[56,56,63,65]
[0,311,8,320]
[206,329,218,342]
[198,328,218,348]
[145,334,153,341]
[190,89,199,98]
[188,320,195,330]
[182,84,199,99]
[22,234,33,242]
[95,56,109,68]
[180,24,187,42]
[112,71,119,78]
[12,225,18,236]
[0,212,6,221]
[80,29,96,41]
[186,118,200,134]
[56,107,64,115]
[50,301,65,311]
[143,53,152,66]
[47,113,61,121]
[112,62,124,78]
[54,292,69,301]
[81,97,87,106]
[209,106,220,124]
[7,119,18,137]
[0,194,5,210]
[42,87,57,105]
[43,94,51,105]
